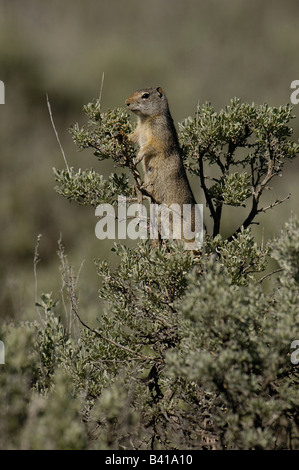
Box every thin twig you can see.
[57,235,85,336]
[198,154,216,221]
[57,239,155,361]
[258,268,284,284]
[72,304,156,362]
[258,194,291,213]
[33,233,43,323]
[46,94,70,174]
[99,72,105,103]
[261,227,265,251]
[69,258,85,335]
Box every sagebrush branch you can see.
[72,305,156,362]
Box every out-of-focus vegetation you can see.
[0,0,299,450]
[0,0,299,321]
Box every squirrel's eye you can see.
[142,93,150,99]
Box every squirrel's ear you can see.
[156,86,164,97]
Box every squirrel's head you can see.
[125,86,169,117]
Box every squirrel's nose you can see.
[125,99,130,106]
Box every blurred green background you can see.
[0,0,298,322]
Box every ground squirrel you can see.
[125,86,199,244]
[125,86,196,206]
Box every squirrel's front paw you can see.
[127,132,137,144]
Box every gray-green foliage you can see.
[1,218,297,449]
[54,101,134,207]
[1,98,298,449]
[180,99,299,237]
[55,98,299,238]
[69,102,134,163]
[269,217,299,282]
[167,221,299,448]
[54,168,131,206]
[214,227,269,285]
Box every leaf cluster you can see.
[54,167,131,206]
[69,100,135,165]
